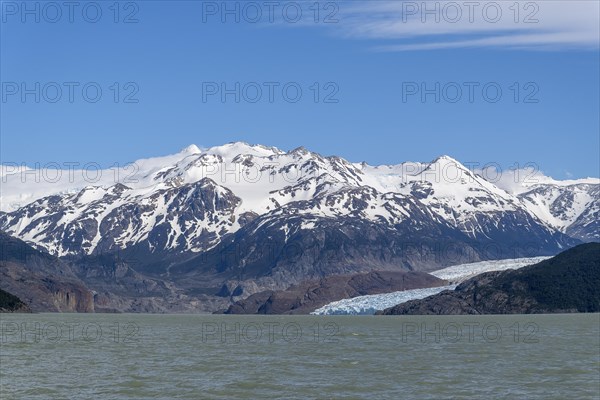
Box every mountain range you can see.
[0,142,597,312]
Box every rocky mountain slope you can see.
[378,243,600,315]
[0,231,231,313]
[0,231,94,312]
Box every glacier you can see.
[311,256,550,315]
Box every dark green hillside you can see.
[495,243,600,312]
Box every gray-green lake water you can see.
[1,314,599,399]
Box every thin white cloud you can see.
[332,1,599,51]
[476,165,600,194]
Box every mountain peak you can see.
[289,146,309,155]
[431,155,461,164]
[180,144,202,154]
[423,155,470,173]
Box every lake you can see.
[1,313,599,399]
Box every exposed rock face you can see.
[0,231,233,313]
[223,270,448,314]
[70,252,231,313]
[378,243,600,315]
[2,267,94,312]
[0,288,31,313]
[0,232,94,312]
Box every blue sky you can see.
[1,0,599,179]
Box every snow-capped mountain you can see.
[515,184,599,242]
[487,168,599,242]
[0,142,595,264]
